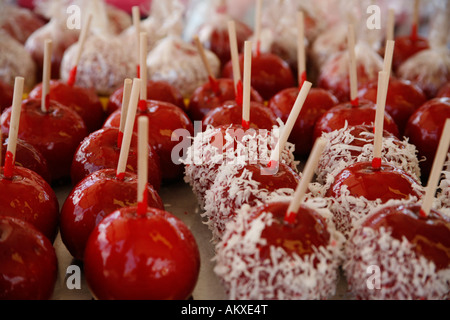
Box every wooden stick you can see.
[347,24,358,106]
[285,137,328,223]
[372,71,389,169]
[137,116,149,216]
[41,39,52,113]
[116,78,142,180]
[269,81,312,165]
[383,40,395,77]
[4,77,24,179]
[132,6,141,77]
[242,41,252,129]
[411,0,420,40]
[297,11,307,87]
[118,78,133,148]
[420,119,450,217]
[253,0,262,56]
[386,8,395,42]
[67,14,92,86]
[193,35,219,94]
[139,32,148,103]
[228,20,242,103]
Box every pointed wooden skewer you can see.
[372,71,389,169]
[297,11,307,88]
[253,0,262,57]
[137,116,149,217]
[132,6,141,78]
[420,119,450,217]
[269,81,312,167]
[285,137,328,224]
[41,39,52,113]
[117,78,133,148]
[228,20,243,107]
[67,14,92,86]
[116,78,142,180]
[4,77,24,179]
[347,24,358,107]
[242,41,252,129]
[193,35,219,94]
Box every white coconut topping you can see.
[60,34,136,96]
[315,123,422,188]
[203,162,300,243]
[213,199,345,300]
[182,124,299,208]
[146,35,220,98]
[0,30,36,90]
[344,225,450,300]
[436,153,450,214]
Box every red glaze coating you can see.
[28,80,105,133]
[317,54,380,103]
[83,206,200,300]
[0,166,59,242]
[392,35,429,72]
[0,216,57,300]
[106,80,186,116]
[326,162,422,202]
[188,78,263,121]
[0,98,88,183]
[358,77,427,135]
[221,52,296,100]
[70,127,162,190]
[251,201,331,263]
[202,100,278,130]
[103,100,194,181]
[0,80,13,112]
[198,19,252,67]
[437,82,450,98]
[60,169,164,261]
[268,87,339,156]
[404,97,450,179]
[313,99,400,142]
[1,136,51,184]
[363,203,450,271]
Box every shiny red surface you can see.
[83,207,200,300]
[28,80,105,133]
[251,201,331,263]
[268,87,338,156]
[1,136,51,183]
[363,203,450,271]
[70,127,161,190]
[106,80,186,116]
[103,100,194,181]
[391,35,429,72]
[60,169,164,261]
[437,82,450,98]
[0,80,13,112]
[199,19,252,67]
[0,166,59,241]
[0,216,57,300]
[313,99,400,141]
[358,77,427,135]
[0,98,88,183]
[221,52,296,100]
[188,78,263,121]
[404,97,450,179]
[202,100,278,130]
[326,162,422,202]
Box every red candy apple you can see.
[83,206,201,300]
[0,166,59,242]
[70,127,162,190]
[0,216,57,300]
[60,169,164,261]
[28,80,105,133]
